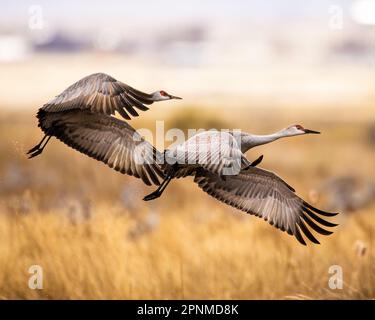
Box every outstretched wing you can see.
[38,109,165,186]
[194,166,338,245]
[42,73,155,120]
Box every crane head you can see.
[152,90,182,101]
[286,124,321,136]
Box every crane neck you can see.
[240,131,285,153]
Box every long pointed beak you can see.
[304,128,321,134]
[169,95,182,100]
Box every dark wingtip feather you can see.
[301,212,333,236]
[298,220,320,245]
[302,207,338,227]
[126,95,150,111]
[303,201,339,217]
[294,226,307,246]
[117,107,131,120]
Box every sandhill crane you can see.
[27,72,181,160]
[28,73,338,245]
[141,127,338,245]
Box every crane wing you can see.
[166,131,250,178]
[41,73,155,120]
[194,166,338,245]
[37,109,165,186]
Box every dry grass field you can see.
[0,103,374,299]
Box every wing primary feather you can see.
[125,85,154,104]
[303,201,338,217]
[125,95,150,111]
[302,206,338,227]
[120,95,139,117]
[297,220,320,244]
[294,225,307,246]
[116,106,131,120]
[300,212,333,235]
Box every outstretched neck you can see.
[240,131,284,153]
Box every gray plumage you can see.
[42,72,179,120]
[161,129,338,245]
[29,74,338,246]
[194,166,337,246]
[165,131,250,178]
[30,72,181,185]
[38,109,164,186]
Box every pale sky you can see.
[1,0,353,32]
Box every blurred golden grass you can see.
[1,203,375,299]
[0,106,374,299]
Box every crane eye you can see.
[295,125,304,130]
[160,90,167,96]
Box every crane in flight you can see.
[28,72,338,245]
[27,72,181,160]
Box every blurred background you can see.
[1,0,375,108]
[0,0,374,299]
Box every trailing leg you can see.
[143,175,173,201]
[250,154,263,167]
[243,155,264,170]
[143,163,178,201]
[27,135,52,159]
